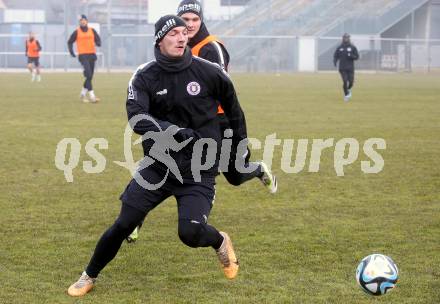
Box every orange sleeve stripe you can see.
[191,35,220,56]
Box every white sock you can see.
[80,88,88,97]
[89,90,96,100]
[36,74,41,82]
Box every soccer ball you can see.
[356,254,398,296]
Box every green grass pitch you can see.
[0,72,439,303]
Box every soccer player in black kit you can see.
[67,15,247,297]
[334,33,359,102]
[126,0,278,243]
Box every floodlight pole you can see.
[409,11,415,72]
[425,2,432,73]
[138,0,141,25]
[85,0,89,17]
[107,0,112,71]
[269,0,273,34]
[228,0,232,23]
[64,0,69,71]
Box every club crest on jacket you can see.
[187,81,201,96]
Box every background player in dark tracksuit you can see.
[179,0,230,69]
[125,0,278,244]
[25,32,42,82]
[68,15,244,297]
[177,0,277,190]
[68,15,101,103]
[334,33,359,102]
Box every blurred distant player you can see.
[25,32,42,82]
[334,33,359,102]
[68,15,101,103]
[125,0,278,244]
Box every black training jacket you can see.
[333,43,359,71]
[126,47,247,182]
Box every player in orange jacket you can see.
[68,15,102,103]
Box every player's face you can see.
[181,12,201,39]
[159,26,188,58]
[80,19,88,27]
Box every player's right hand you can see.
[174,128,200,142]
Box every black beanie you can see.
[80,14,88,21]
[177,0,203,21]
[154,15,187,45]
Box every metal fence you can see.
[0,50,105,71]
[1,30,439,72]
[0,30,105,71]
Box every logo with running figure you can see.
[187,82,201,96]
[114,114,193,190]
